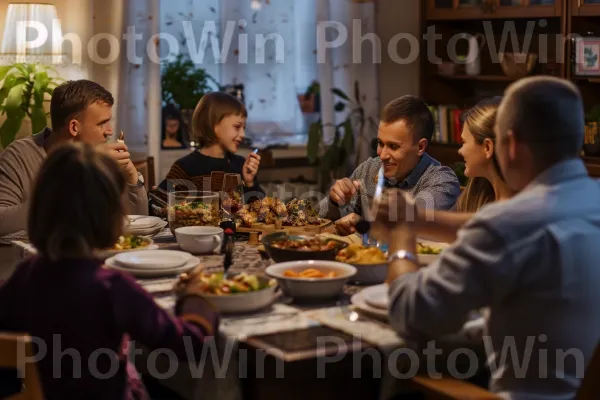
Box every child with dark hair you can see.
[0,143,219,399]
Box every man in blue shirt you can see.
[374,76,600,399]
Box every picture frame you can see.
[574,37,600,76]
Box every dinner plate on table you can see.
[351,285,389,320]
[105,255,199,277]
[114,250,192,270]
[363,284,389,309]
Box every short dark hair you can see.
[28,143,127,261]
[380,95,435,143]
[499,76,584,166]
[192,92,247,147]
[50,80,114,132]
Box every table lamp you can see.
[0,3,64,64]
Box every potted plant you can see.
[0,63,63,148]
[298,80,320,113]
[306,81,378,191]
[161,53,220,131]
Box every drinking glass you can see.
[221,173,244,221]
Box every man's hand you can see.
[100,142,139,185]
[370,189,419,252]
[329,178,361,206]
[334,213,361,236]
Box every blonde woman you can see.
[454,96,514,212]
[389,98,516,244]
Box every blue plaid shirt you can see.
[318,153,461,220]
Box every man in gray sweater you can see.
[319,95,460,234]
[0,80,148,238]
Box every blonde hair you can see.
[192,92,247,148]
[455,97,503,213]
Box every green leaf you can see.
[0,117,23,148]
[5,83,26,118]
[0,66,14,82]
[30,104,47,134]
[0,74,17,97]
[307,121,322,164]
[33,71,49,105]
[14,64,28,78]
[331,88,350,102]
[334,102,346,112]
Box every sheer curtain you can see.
[157,0,378,163]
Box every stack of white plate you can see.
[105,250,199,277]
[351,284,389,320]
[125,215,168,236]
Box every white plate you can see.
[351,289,388,320]
[126,216,163,230]
[106,256,199,277]
[115,250,192,270]
[126,221,168,236]
[363,284,389,309]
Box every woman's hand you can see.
[243,152,261,187]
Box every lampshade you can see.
[0,3,64,63]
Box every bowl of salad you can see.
[168,191,221,234]
[417,241,448,265]
[175,271,278,314]
[95,235,156,259]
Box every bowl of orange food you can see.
[265,261,356,300]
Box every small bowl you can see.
[176,274,278,314]
[266,261,356,300]
[349,262,388,285]
[261,232,348,263]
[175,226,224,254]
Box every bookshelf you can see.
[421,0,600,177]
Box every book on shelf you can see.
[428,105,465,145]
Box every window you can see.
[159,0,318,143]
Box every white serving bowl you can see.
[266,261,356,300]
[350,262,388,285]
[196,276,278,314]
[175,226,223,254]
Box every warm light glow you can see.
[250,0,262,11]
[0,3,64,62]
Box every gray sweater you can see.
[318,153,461,220]
[0,130,148,237]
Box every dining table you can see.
[11,229,488,400]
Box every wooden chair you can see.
[407,342,600,400]
[0,333,44,400]
[133,156,156,191]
